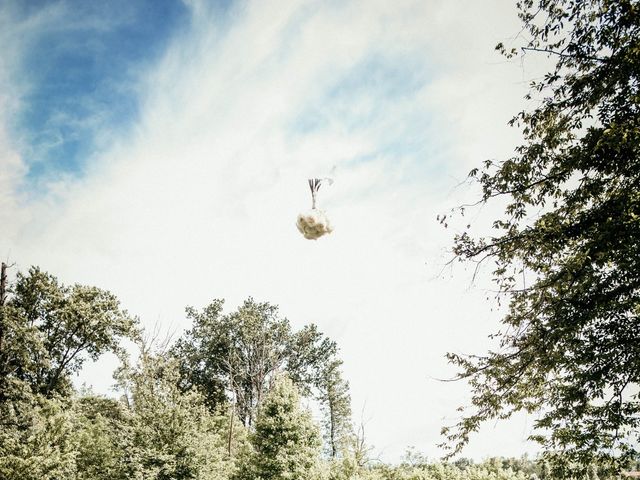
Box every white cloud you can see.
[0,0,554,461]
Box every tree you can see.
[0,394,77,480]
[0,267,138,400]
[172,298,340,428]
[443,0,639,475]
[236,375,322,480]
[318,359,353,459]
[116,350,232,480]
[0,266,140,479]
[72,393,136,480]
[286,323,340,396]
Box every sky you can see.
[0,0,551,463]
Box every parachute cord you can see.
[308,178,321,210]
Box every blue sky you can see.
[0,0,544,462]
[8,0,445,194]
[10,0,190,181]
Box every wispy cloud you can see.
[0,0,549,461]
[1,0,188,186]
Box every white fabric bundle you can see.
[296,208,333,240]
[296,177,334,240]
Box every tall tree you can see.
[235,375,322,480]
[116,351,232,480]
[287,323,340,397]
[224,299,292,427]
[172,298,341,428]
[443,0,639,475]
[171,300,230,412]
[0,267,138,399]
[318,359,353,459]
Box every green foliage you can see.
[324,405,377,479]
[0,394,77,480]
[324,456,627,480]
[172,298,344,435]
[318,359,353,458]
[0,267,138,399]
[364,457,564,480]
[118,351,234,480]
[1,354,238,480]
[171,299,230,411]
[72,394,136,480]
[236,375,322,480]
[0,267,358,480]
[445,0,640,475]
[0,266,140,480]
[287,323,340,396]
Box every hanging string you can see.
[308,177,334,209]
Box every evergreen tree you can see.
[237,375,322,480]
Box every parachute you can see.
[296,178,333,240]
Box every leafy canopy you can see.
[172,297,340,427]
[443,0,640,475]
[0,266,139,480]
[0,266,138,399]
